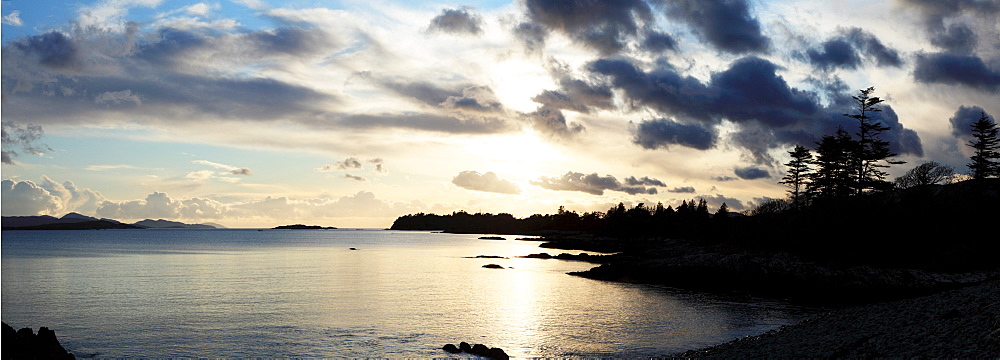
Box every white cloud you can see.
[452,171,521,194]
[2,10,23,26]
[1,179,63,216]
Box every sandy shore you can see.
[670,280,999,358]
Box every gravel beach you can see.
[671,280,999,358]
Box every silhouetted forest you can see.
[393,88,1000,272]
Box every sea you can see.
[1,229,821,358]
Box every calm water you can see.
[2,229,820,358]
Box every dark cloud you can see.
[368,158,387,173]
[913,52,1000,92]
[668,186,696,193]
[842,27,903,67]
[949,105,994,137]
[641,30,678,53]
[734,166,770,180]
[513,21,547,54]
[452,171,521,194]
[8,31,82,71]
[806,39,860,71]
[230,168,252,176]
[929,23,978,54]
[632,118,716,150]
[343,174,367,182]
[526,105,585,139]
[441,86,505,113]
[531,171,658,195]
[531,58,615,114]
[897,0,998,51]
[521,0,654,55]
[625,176,666,187]
[591,56,923,159]
[428,8,484,35]
[703,194,746,211]
[1,123,51,165]
[661,0,770,55]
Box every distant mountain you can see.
[272,224,337,230]
[133,219,216,229]
[201,222,227,229]
[2,215,62,228]
[4,220,143,230]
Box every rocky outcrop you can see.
[2,322,75,360]
[482,264,505,269]
[442,342,509,360]
[570,248,996,305]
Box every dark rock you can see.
[442,344,461,353]
[349,248,358,250]
[478,236,506,240]
[459,342,472,352]
[521,253,553,259]
[473,255,507,259]
[470,343,490,355]
[484,347,510,360]
[482,264,504,269]
[2,322,75,360]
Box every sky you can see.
[2,0,999,228]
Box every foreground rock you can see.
[1,322,76,359]
[671,280,999,358]
[442,342,508,359]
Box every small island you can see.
[272,224,337,230]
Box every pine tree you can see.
[967,112,1000,179]
[809,127,856,199]
[843,87,903,194]
[779,145,814,209]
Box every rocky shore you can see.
[538,236,997,305]
[670,279,999,358]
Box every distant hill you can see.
[201,222,227,229]
[2,213,214,230]
[133,219,216,229]
[4,220,143,230]
[272,224,337,230]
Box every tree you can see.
[809,127,856,199]
[894,161,954,189]
[843,87,903,194]
[967,112,1000,179]
[779,145,813,208]
[714,202,729,219]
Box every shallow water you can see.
[1,229,820,358]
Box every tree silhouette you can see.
[809,127,856,199]
[894,161,954,189]
[967,112,1000,179]
[779,145,814,209]
[843,87,902,194]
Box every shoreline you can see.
[668,279,999,358]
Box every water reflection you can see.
[1,230,821,358]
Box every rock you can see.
[2,322,75,360]
[482,264,504,269]
[442,344,460,353]
[443,341,508,360]
[349,248,358,250]
[459,342,472,352]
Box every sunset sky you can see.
[2,0,998,228]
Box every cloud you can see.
[452,171,521,194]
[368,158,387,173]
[734,166,770,180]
[2,123,52,164]
[531,58,615,114]
[95,90,143,106]
[632,118,717,150]
[913,53,1000,92]
[949,105,994,138]
[343,174,366,182]
[1,179,64,215]
[440,86,505,113]
[526,105,585,139]
[315,157,362,172]
[805,39,862,71]
[520,0,654,55]
[841,27,903,68]
[531,171,658,195]
[661,0,770,54]
[427,8,483,35]
[193,160,251,176]
[590,56,924,159]
[96,191,228,220]
[3,10,23,26]
[668,186,696,193]
[624,176,666,187]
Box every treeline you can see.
[390,200,732,239]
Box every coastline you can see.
[669,279,999,358]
